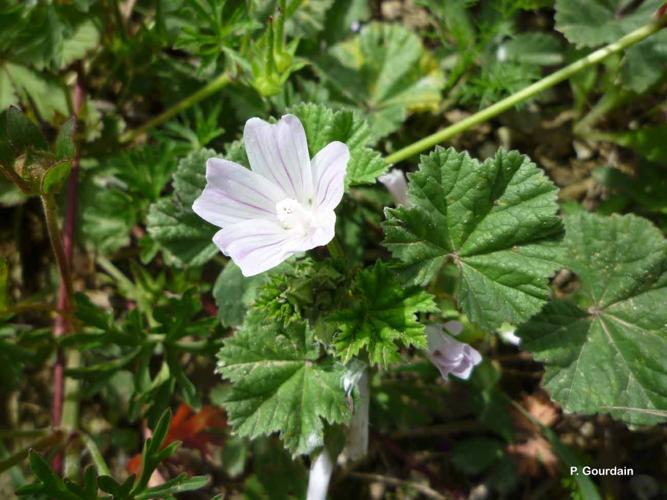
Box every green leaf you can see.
[55,117,76,160]
[113,143,179,202]
[1,63,69,120]
[98,475,134,497]
[6,106,48,153]
[253,0,334,38]
[216,311,351,455]
[73,292,114,331]
[135,474,209,499]
[132,409,175,494]
[460,60,540,109]
[345,147,387,187]
[213,262,270,327]
[601,125,667,165]
[41,161,71,194]
[79,180,137,253]
[1,4,97,69]
[332,261,438,366]
[134,472,210,500]
[16,452,82,499]
[173,0,257,75]
[620,30,667,93]
[450,437,505,475]
[500,33,564,66]
[253,259,344,329]
[314,22,444,138]
[248,437,308,498]
[288,102,388,186]
[0,66,17,111]
[58,20,99,68]
[555,0,661,48]
[383,147,562,330]
[519,212,667,425]
[65,347,142,379]
[80,144,178,254]
[147,148,219,267]
[0,331,34,390]
[593,165,667,216]
[321,0,370,46]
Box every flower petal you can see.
[443,320,464,336]
[311,141,349,211]
[425,324,482,381]
[300,210,337,251]
[378,168,409,206]
[244,115,314,203]
[192,158,285,227]
[213,220,294,277]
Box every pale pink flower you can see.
[192,115,349,277]
[425,323,482,380]
[378,168,409,206]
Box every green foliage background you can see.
[1,0,667,498]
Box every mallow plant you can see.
[3,2,667,498]
[183,103,666,497]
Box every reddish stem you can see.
[51,73,85,474]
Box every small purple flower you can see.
[425,323,482,380]
[378,168,409,206]
[192,115,349,277]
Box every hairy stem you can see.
[41,195,74,302]
[0,164,33,194]
[385,18,667,164]
[275,0,287,53]
[344,369,369,461]
[307,447,335,500]
[266,18,277,74]
[49,74,85,477]
[119,72,232,143]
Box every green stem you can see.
[0,431,65,474]
[385,18,667,164]
[81,432,111,476]
[40,195,74,303]
[96,256,159,327]
[276,0,287,53]
[0,429,50,440]
[0,164,33,194]
[266,18,277,74]
[7,301,58,315]
[42,193,80,478]
[146,333,210,352]
[62,349,81,478]
[42,192,81,479]
[96,255,135,292]
[119,72,232,143]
